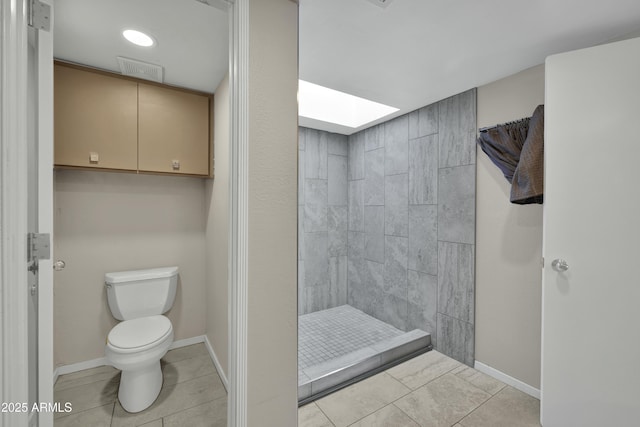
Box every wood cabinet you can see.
[54,62,212,176]
[138,83,210,175]
[54,64,138,170]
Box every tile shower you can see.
[298,89,477,400]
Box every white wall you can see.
[475,64,545,389]
[205,74,229,378]
[53,170,207,366]
[246,0,299,424]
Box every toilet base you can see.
[118,361,163,413]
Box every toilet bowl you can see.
[104,267,178,413]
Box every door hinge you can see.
[28,232,50,262]
[541,257,545,268]
[28,0,51,32]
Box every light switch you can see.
[89,152,99,163]
[172,159,180,170]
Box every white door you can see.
[542,37,640,426]
[27,2,55,427]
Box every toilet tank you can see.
[105,266,178,321]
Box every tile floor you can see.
[53,343,227,427]
[54,343,540,427]
[299,350,541,427]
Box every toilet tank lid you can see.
[105,266,179,284]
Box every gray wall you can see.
[298,127,350,315]
[346,89,477,365]
[298,89,477,366]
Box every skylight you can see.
[298,80,399,129]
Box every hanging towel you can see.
[476,105,544,205]
[511,105,544,204]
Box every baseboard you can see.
[53,335,227,390]
[204,335,229,391]
[474,361,540,399]
[55,356,108,378]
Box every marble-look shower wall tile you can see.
[438,165,475,244]
[348,231,365,260]
[328,205,348,231]
[407,270,438,345]
[348,180,364,232]
[409,134,438,205]
[365,124,384,151]
[298,149,305,205]
[298,260,306,314]
[384,174,408,237]
[437,313,474,366]
[408,110,419,140]
[364,206,385,263]
[304,179,328,233]
[418,103,439,137]
[408,205,437,275]
[348,132,365,180]
[348,260,382,313]
[298,205,304,260]
[383,235,408,299]
[330,256,348,307]
[328,155,348,205]
[328,132,348,156]
[438,242,475,324]
[438,89,476,168]
[304,232,329,289]
[299,127,306,151]
[385,115,409,175]
[364,148,385,206]
[305,128,328,179]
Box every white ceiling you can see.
[53,0,228,94]
[299,0,640,134]
[54,0,640,134]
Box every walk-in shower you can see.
[298,89,477,402]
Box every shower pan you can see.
[298,305,430,404]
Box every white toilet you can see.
[104,266,178,413]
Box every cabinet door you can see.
[138,83,210,175]
[54,64,138,170]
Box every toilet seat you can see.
[108,315,172,354]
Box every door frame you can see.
[227,0,249,426]
[1,0,31,425]
[1,0,54,426]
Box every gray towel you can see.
[511,105,544,204]
[476,105,544,205]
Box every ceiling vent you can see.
[117,57,164,83]
[365,0,394,8]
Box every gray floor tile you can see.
[349,404,420,427]
[387,350,461,390]
[54,403,114,427]
[394,374,491,427]
[55,365,119,392]
[458,386,541,427]
[298,402,335,427]
[163,396,227,427]
[315,373,410,427]
[162,354,216,386]
[54,377,119,419]
[111,374,225,427]
[162,343,208,364]
[452,366,506,396]
[139,419,163,427]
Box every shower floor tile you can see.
[298,305,404,371]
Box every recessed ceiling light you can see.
[122,29,155,47]
[298,80,399,129]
